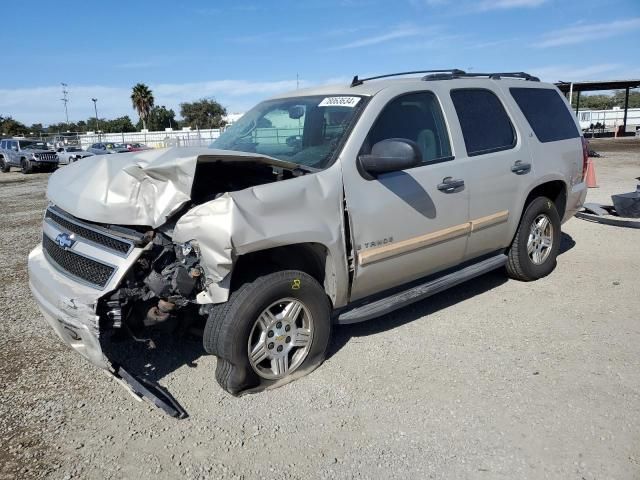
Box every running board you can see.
[337,254,507,324]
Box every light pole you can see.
[61,83,69,126]
[91,98,100,139]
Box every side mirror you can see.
[288,105,305,119]
[358,138,422,176]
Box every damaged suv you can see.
[28,70,588,414]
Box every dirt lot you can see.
[1,139,639,479]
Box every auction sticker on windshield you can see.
[318,96,361,107]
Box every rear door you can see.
[447,87,532,259]
[342,89,470,301]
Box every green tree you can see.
[572,90,640,110]
[137,106,177,131]
[29,123,45,134]
[0,116,29,136]
[131,83,155,130]
[180,98,227,129]
[571,94,614,110]
[47,122,78,133]
[612,90,640,108]
[105,116,136,133]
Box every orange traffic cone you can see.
[585,157,598,188]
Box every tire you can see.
[506,196,561,281]
[204,270,332,396]
[21,158,33,174]
[0,158,9,173]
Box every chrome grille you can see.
[42,235,115,288]
[45,208,132,255]
[35,153,58,162]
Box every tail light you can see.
[581,137,589,181]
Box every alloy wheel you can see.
[247,298,314,380]
[527,213,553,265]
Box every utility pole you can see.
[61,83,69,126]
[296,73,299,90]
[91,98,100,139]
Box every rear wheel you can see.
[204,270,332,395]
[507,196,561,281]
[0,157,9,173]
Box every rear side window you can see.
[450,89,516,157]
[510,88,580,143]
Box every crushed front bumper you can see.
[28,244,108,369]
[28,244,188,418]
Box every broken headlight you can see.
[177,240,200,261]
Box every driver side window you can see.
[363,91,452,165]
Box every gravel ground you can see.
[1,140,639,480]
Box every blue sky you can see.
[1,0,639,125]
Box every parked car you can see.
[55,146,94,165]
[87,142,129,155]
[28,70,588,415]
[124,142,151,152]
[0,138,59,173]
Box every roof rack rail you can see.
[350,69,466,87]
[422,71,540,82]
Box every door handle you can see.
[437,177,465,193]
[511,161,531,175]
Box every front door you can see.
[342,90,470,301]
[8,141,19,166]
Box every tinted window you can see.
[0,141,5,149]
[363,91,452,164]
[510,88,580,143]
[450,89,516,156]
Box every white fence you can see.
[75,128,222,149]
[577,107,640,130]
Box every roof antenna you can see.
[351,75,363,87]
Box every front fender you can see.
[173,167,349,307]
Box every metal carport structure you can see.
[555,79,640,134]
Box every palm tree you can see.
[131,83,155,130]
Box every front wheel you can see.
[506,196,561,281]
[0,158,9,173]
[204,270,332,395]
[21,159,33,174]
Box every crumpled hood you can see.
[46,146,291,228]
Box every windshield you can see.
[211,95,365,169]
[66,147,82,152]
[21,141,48,150]
[106,143,125,149]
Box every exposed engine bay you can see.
[98,230,205,337]
[96,159,307,334]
